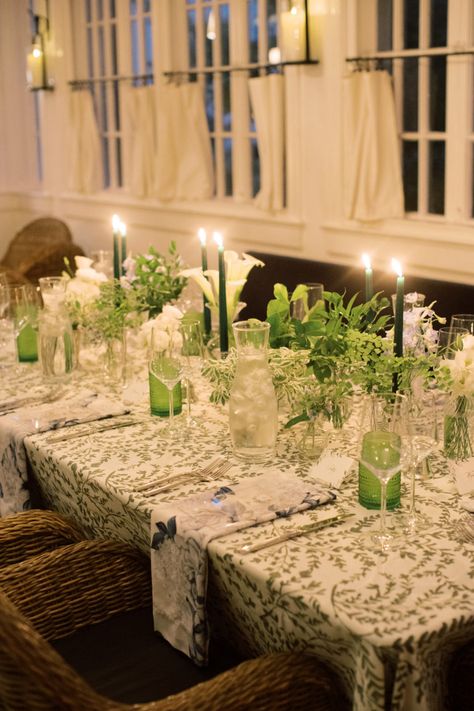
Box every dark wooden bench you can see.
[240,252,474,323]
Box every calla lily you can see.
[224,251,264,281]
[203,269,220,302]
[180,267,216,305]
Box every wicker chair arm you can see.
[0,540,151,641]
[0,509,84,567]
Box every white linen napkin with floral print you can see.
[150,471,336,666]
[0,391,129,517]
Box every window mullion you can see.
[230,0,251,201]
[103,1,118,189]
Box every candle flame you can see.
[198,227,207,246]
[361,253,371,270]
[290,6,298,14]
[112,214,121,231]
[32,47,42,58]
[213,231,223,249]
[119,221,127,236]
[391,258,403,277]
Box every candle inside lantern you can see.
[198,228,212,338]
[391,258,404,358]
[213,231,228,354]
[112,214,121,280]
[362,253,373,302]
[119,221,127,276]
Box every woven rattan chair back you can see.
[1,218,73,271]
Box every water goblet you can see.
[179,319,204,429]
[149,349,184,436]
[290,283,324,321]
[450,314,474,336]
[437,326,469,358]
[0,272,10,319]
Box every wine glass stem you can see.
[186,378,192,422]
[409,464,418,515]
[168,388,174,431]
[379,481,387,538]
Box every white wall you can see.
[1,0,474,286]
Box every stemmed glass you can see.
[179,319,204,429]
[0,272,10,319]
[358,392,408,551]
[149,332,184,436]
[401,392,439,533]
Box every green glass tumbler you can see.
[17,324,38,362]
[358,431,401,510]
[149,371,182,417]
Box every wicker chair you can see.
[0,217,84,284]
[0,509,85,567]
[0,540,348,711]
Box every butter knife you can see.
[239,513,353,555]
[45,419,140,443]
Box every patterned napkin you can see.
[150,471,336,666]
[0,391,129,517]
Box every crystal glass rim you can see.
[232,320,270,333]
[451,314,474,321]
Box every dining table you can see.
[1,356,473,711]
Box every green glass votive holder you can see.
[358,431,401,510]
[17,324,38,363]
[148,371,182,417]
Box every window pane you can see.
[130,0,137,16]
[110,24,118,75]
[403,140,418,211]
[131,19,139,75]
[267,0,277,50]
[430,0,447,47]
[109,0,115,18]
[205,73,214,131]
[428,140,445,214]
[86,0,92,23]
[223,72,231,130]
[143,0,150,12]
[113,81,120,130]
[98,26,106,75]
[97,0,103,21]
[188,10,196,67]
[204,7,213,66]
[404,0,419,49]
[116,137,122,187]
[377,0,392,51]
[144,17,153,73]
[224,138,233,195]
[87,27,94,76]
[251,137,260,196]
[403,58,418,132]
[102,137,110,187]
[248,0,258,62]
[429,57,446,131]
[220,4,230,66]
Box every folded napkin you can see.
[0,391,129,517]
[150,471,336,666]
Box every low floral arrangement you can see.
[138,304,184,352]
[63,256,109,329]
[180,251,264,328]
[122,242,187,318]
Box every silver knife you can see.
[239,513,353,555]
[45,419,140,443]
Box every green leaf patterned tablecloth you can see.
[2,362,473,711]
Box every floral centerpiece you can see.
[438,334,474,460]
[180,251,264,334]
[138,304,184,353]
[122,242,187,318]
[63,256,108,329]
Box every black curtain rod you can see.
[163,59,318,78]
[68,73,153,87]
[347,49,474,62]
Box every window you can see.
[184,0,278,201]
[29,0,43,183]
[368,0,474,222]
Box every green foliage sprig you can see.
[87,281,141,341]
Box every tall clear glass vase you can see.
[228,320,278,461]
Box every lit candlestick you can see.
[362,253,373,302]
[213,231,228,354]
[198,228,211,338]
[119,221,127,276]
[391,258,404,358]
[112,214,121,280]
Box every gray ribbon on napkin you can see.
[150,471,336,666]
[0,391,129,517]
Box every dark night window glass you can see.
[267,0,277,50]
[377,0,392,51]
[224,138,233,195]
[404,0,419,49]
[204,7,213,66]
[220,5,230,65]
[251,137,260,196]
[403,141,418,211]
[429,57,446,132]
[403,58,418,132]
[428,140,445,214]
[187,10,196,67]
[205,73,214,132]
[223,72,231,131]
[248,0,258,63]
[430,0,447,47]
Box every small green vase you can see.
[149,372,182,417]
[17,325,38,362]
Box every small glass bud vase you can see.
[444,394,474,461]
[229,320,278,461]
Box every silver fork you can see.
[140,458,233,497]
[453,515,474,544]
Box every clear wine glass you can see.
[149,340,184,437]
[401,392,439,533]
[0,272,10,319]
[179,319,204,429]
[358,392,408,552]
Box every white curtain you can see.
[343,70,404,221]
[69,91,101,194]
[249,74,285,212]
[154,83,214,202]
[127,86,156,198]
